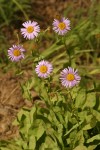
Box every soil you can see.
[0,70,34,140]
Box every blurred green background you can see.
[0,0,100,68]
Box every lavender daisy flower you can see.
[8,45,25,62]
[21,20,40,40]
[52,17,70,35]
[60,67,81,88]
[35,60,53,78]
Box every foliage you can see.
[0,0,31,27]
[0,81,100,150]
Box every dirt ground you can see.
[0,70,33,140]
[0,0,93,140]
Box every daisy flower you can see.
[60,67,81,88]
[21,20,40,40]
[8,45,25,62]
[35,60,53,78]
[52,17,70,35]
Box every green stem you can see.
[68,90,80,124]
[63,39,71,66]
[17,34,20,45]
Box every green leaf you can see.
[65,34,79,46]
[21,79,34,101]
[75,88,86,108]
[36,124,45,140]
[83,92,96,109]
[37,115,51,124]
[39,136,60,150]
[64,121,83,136]
[20,123,31,138]
[70,86,80,99]
[78,111,87,121]
[49,110,60,125]
[87,145,97,150]
[82,115,96,130]
[86,134,100,143]
[89,69,100,75]
[41,41,64,59]
[29,135,36,150]
[91,109,100,121]
[0,148,10,150]
[73,145,87,150]
[29,106,36,124]
[74,131,84,145]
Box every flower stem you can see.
[63,38,71,66]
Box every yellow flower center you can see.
[13,49,21,56]
[66,73,75,81]
[58,22,66,30]
[40,65,48,73]
[27,26,34,33]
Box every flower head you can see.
[21,20,40,40]
[60,67,81,88]
[35,60,53,78]
[52,17,70,35]
[8,45,25,62]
